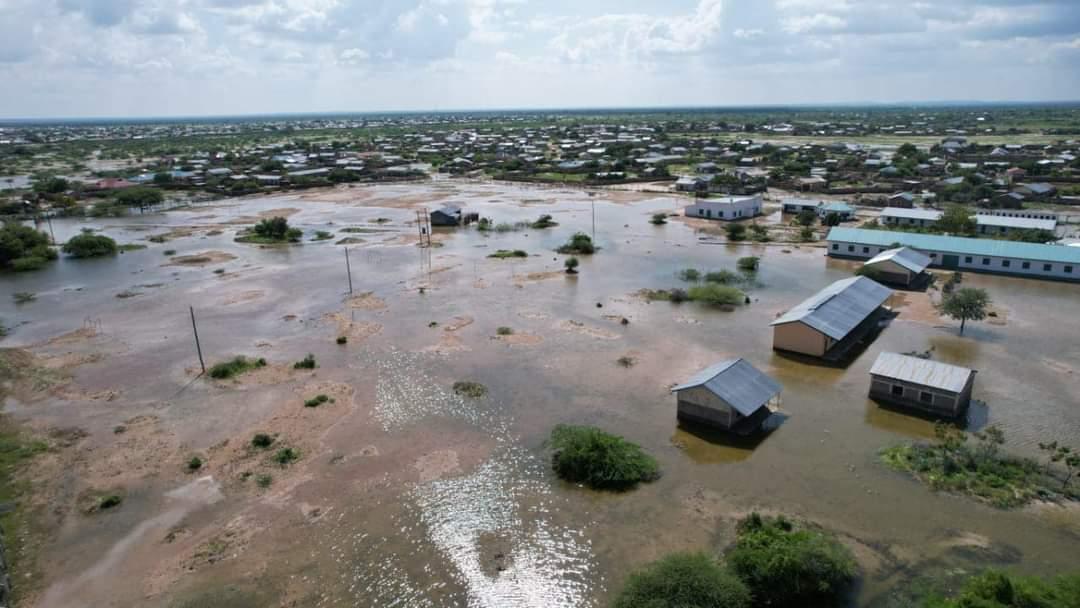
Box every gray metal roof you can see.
[976,215,1056,231]
[671,358,782,416]
[870,352,975,393]
[769,276,893,340]
[880,207,942,221]
[865,247,931,273]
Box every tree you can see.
[32,176,69,195]
[115,187,164,209]
[62,232,117,258]
[0,222,57,271]
[799,226,815,242]
[252,216,301,242]
[796,209,817,227]
[153,172,174,185]
[938,204,975,235]
[724,223,747,241]
[564,256,579,274]
[613,553,751,608]
[941,287,991,335]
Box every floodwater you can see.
[1,180,1079,608]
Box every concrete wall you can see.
[676,386,736,429]
[773,322,832,357]
[863,260,913,286]
[828,239,1080,282]
[869,375,972,417]
[685,196,762,221]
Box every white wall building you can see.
[684,195,763,221]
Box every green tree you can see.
[153,172,174,185]
[0,222,57,271]
[938,205,975,235]
[115,187,165,209]
[564,256,579,274]
[941,287,991,335]
[62,232,118,258]
[724,223,747,241]
[796,209,817,227]
[32,176,69,195]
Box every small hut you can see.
[861,247,931,287]
[672,358,782,435]
[869,352,976,418]
[430,204,463,226]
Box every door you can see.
[941,255,959,269]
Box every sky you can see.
[1,0,1080,118]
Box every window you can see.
[982,258,990,265]
[1044,264,1052,272]
[1002,260,1010,268]
[919,392,934,404]
[891,385,904,397]
[964,256,972,264]
[1067,266,1074,274]
[848,245,855,252]
[1022,261,1030,270]
[832,244,839,251]
[863,247,870,254]
[930,253,937,259]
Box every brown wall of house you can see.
[869,375,971,417]
[676,386,735,429]
[772,322,831,357]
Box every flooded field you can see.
[2,180,1079,607]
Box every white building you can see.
[975,215,1057,236]
[684,195,763,221]
[879,207,943,228]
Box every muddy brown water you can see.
[1,181,1079,607]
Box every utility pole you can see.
[189,306,206,375]
[344,248,354,295]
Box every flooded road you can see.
[2,181,1078,607]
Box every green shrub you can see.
[616,356,635,368]
[118,243,147,252]
[62,233,118,258]
[688,284,745,307]
[704,270,739,284]
[453,381,488,398]
[10,256,48,272]
[737,256,760,273]
[799,226,816,242]
[237,216,302,243]
[919,570,1080,608]
[13,292,36,304]
[0,222,56,271]
[556,232,596,254]
[274,447,300,465]
[549,424,660,490]
[163,249,176,255]
[564,256,579,273]
[727,513,857,607]
[208,356,267,379]
[293,353,317,369]
[531,214,558,228]
[304,394,330,407]
[488,249,528,259]
[496,326,514,336]
[613,552,751,608]
[724,223,747,241]
[650,212,669,225]
[255,473,273,488]
[336,335,348,345]
[670,288,690,303]
[679,268,701,281]
[251,433,274,448]
[99,495,123,510]
[313,230,333,241]
[187,456,203,471]
[749,224,770,242]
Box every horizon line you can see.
[3,99,1080,125]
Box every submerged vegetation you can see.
[919,569,1080,608]
[303,394,331,407]
[614,552,751,608]
[236,216,302,244]
[293,353,317,369]
[488,249,528,259]
[687,284,746,307]
[881,423,1078,508]
[549,424,660,491]
[556,232,596,254]
[62,231,118,258]
[452,380,488,398]
[531,214,558,228]
[0,223,56,272]
[208,356,266,379]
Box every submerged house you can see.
[770,277,893,359]
[861,247,931,287]
[869,352,976,418]
[430,204,463,226]
[684,195,763,221]
[672,358,782,435]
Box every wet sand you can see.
[1,181,1079,607]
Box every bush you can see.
[725,223,747,241]
[336,336,348,345]
[922,570,1080,608]
[679,268,701,281]
[727,513,857,607]
[313,230,333,241]
[274,447,300,465]
[549,424,660,490]
[496,326,514,336]
[453,381,488,398]
[614,552,751,608]
[10,256,47,272]
[255,473,273,488]
[799,226,816,242]
[187,456,203,471]
[670,288,690,303]
[62,233,118,258]
[564,256,579,273]
[689,284,745,307]
[796,209,818,226]
[251,433,274,448]
[293,353,317,369]
[704,270,739,284]
[531,214,558,229]
[737,256,760,273]
[749,224,770,242]
[0,222,57,271]
[304,394,330,407]
[239,216,303,243]
[208,356,267,379]
[489,249,528,259]
[616,356,635,368]
[99,495,123,510]
[651,212,668,225]
[557,232,596,254]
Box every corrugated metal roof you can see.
[870,352,975,393]
[827,227,1080,265]
[769,276,893,340]
[865,247,931,273]
[976,216,1056,231]
[671,358,782,416]
[880,207,942,221]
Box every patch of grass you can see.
[613,552,751,608]
[118,243,147,252]
[496,326,514,336]
[549,424,660,491]
[687,283,745,307]
[556,232,596,255]
[13,292,35,304]
[531,214,558,229]
[488,249,528,259]
[208,356,267,379]
[650,212,669,225]
[724,223,747,241]
[336,335,348,345]
[727,513,857,607]
[187,456,203,471]
[452,380,488,398]
[274,447,300,465]
[918,569,1080,608]
[737,256,760,273]
[880,424,1076,508]
[313,230,334,241]
[616,356,636,368]
[251,433,274,448]
[293,353,317,369]
[304,394,330,407]
[749,224,770,242]
[704,269,739,284]
[255,473,273,488]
